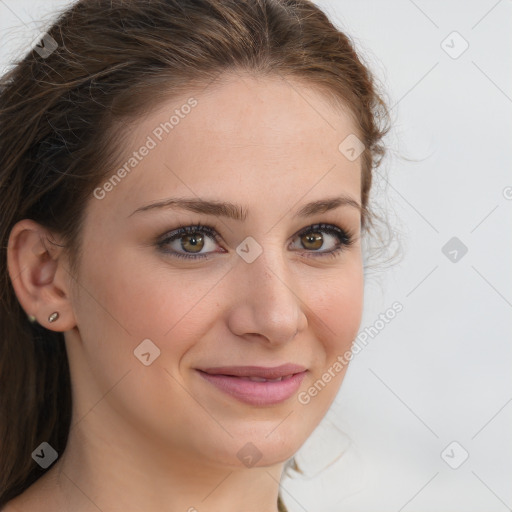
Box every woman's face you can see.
[65,72,364,469]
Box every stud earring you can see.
[27,314,37,323]
[48,312,59,323]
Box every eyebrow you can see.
[128,195,362,220]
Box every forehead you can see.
[93,73,362,220]
[165,72,359,157]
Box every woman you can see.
[0,0,390,510]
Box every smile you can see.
[196,369,307,406]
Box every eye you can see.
[157,223,221,260]
[156,222,355,260]
[290,223,355,259]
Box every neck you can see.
[18,416,284,512]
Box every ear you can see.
[7,219,77,332]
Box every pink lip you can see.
[199,364,307,379]
[196,366,307,406]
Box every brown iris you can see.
[301,231,323,250]
[180,232,204,253]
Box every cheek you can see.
[294,267,363,421]
[82,244,221,335]
[310,263,364,352]
[71,248,224,389]
[69,251,222,430]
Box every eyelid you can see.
[156,223,221,245]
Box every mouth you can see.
[195,365,308,406]
[197,363,307,380]
[215,374,295,382]
[197,371,298,383]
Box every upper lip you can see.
[198,364,307,379]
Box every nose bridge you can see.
[244,240,294,298]
[228,244,307,343]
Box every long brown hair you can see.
[0,0,390,508]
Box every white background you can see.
[1,1,511,511]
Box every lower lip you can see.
[196,370,307,406]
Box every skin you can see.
[6,71,364,512]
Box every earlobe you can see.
[6,219,77,332]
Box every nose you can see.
[226,249,308,346]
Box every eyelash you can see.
[156,222,355,261]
